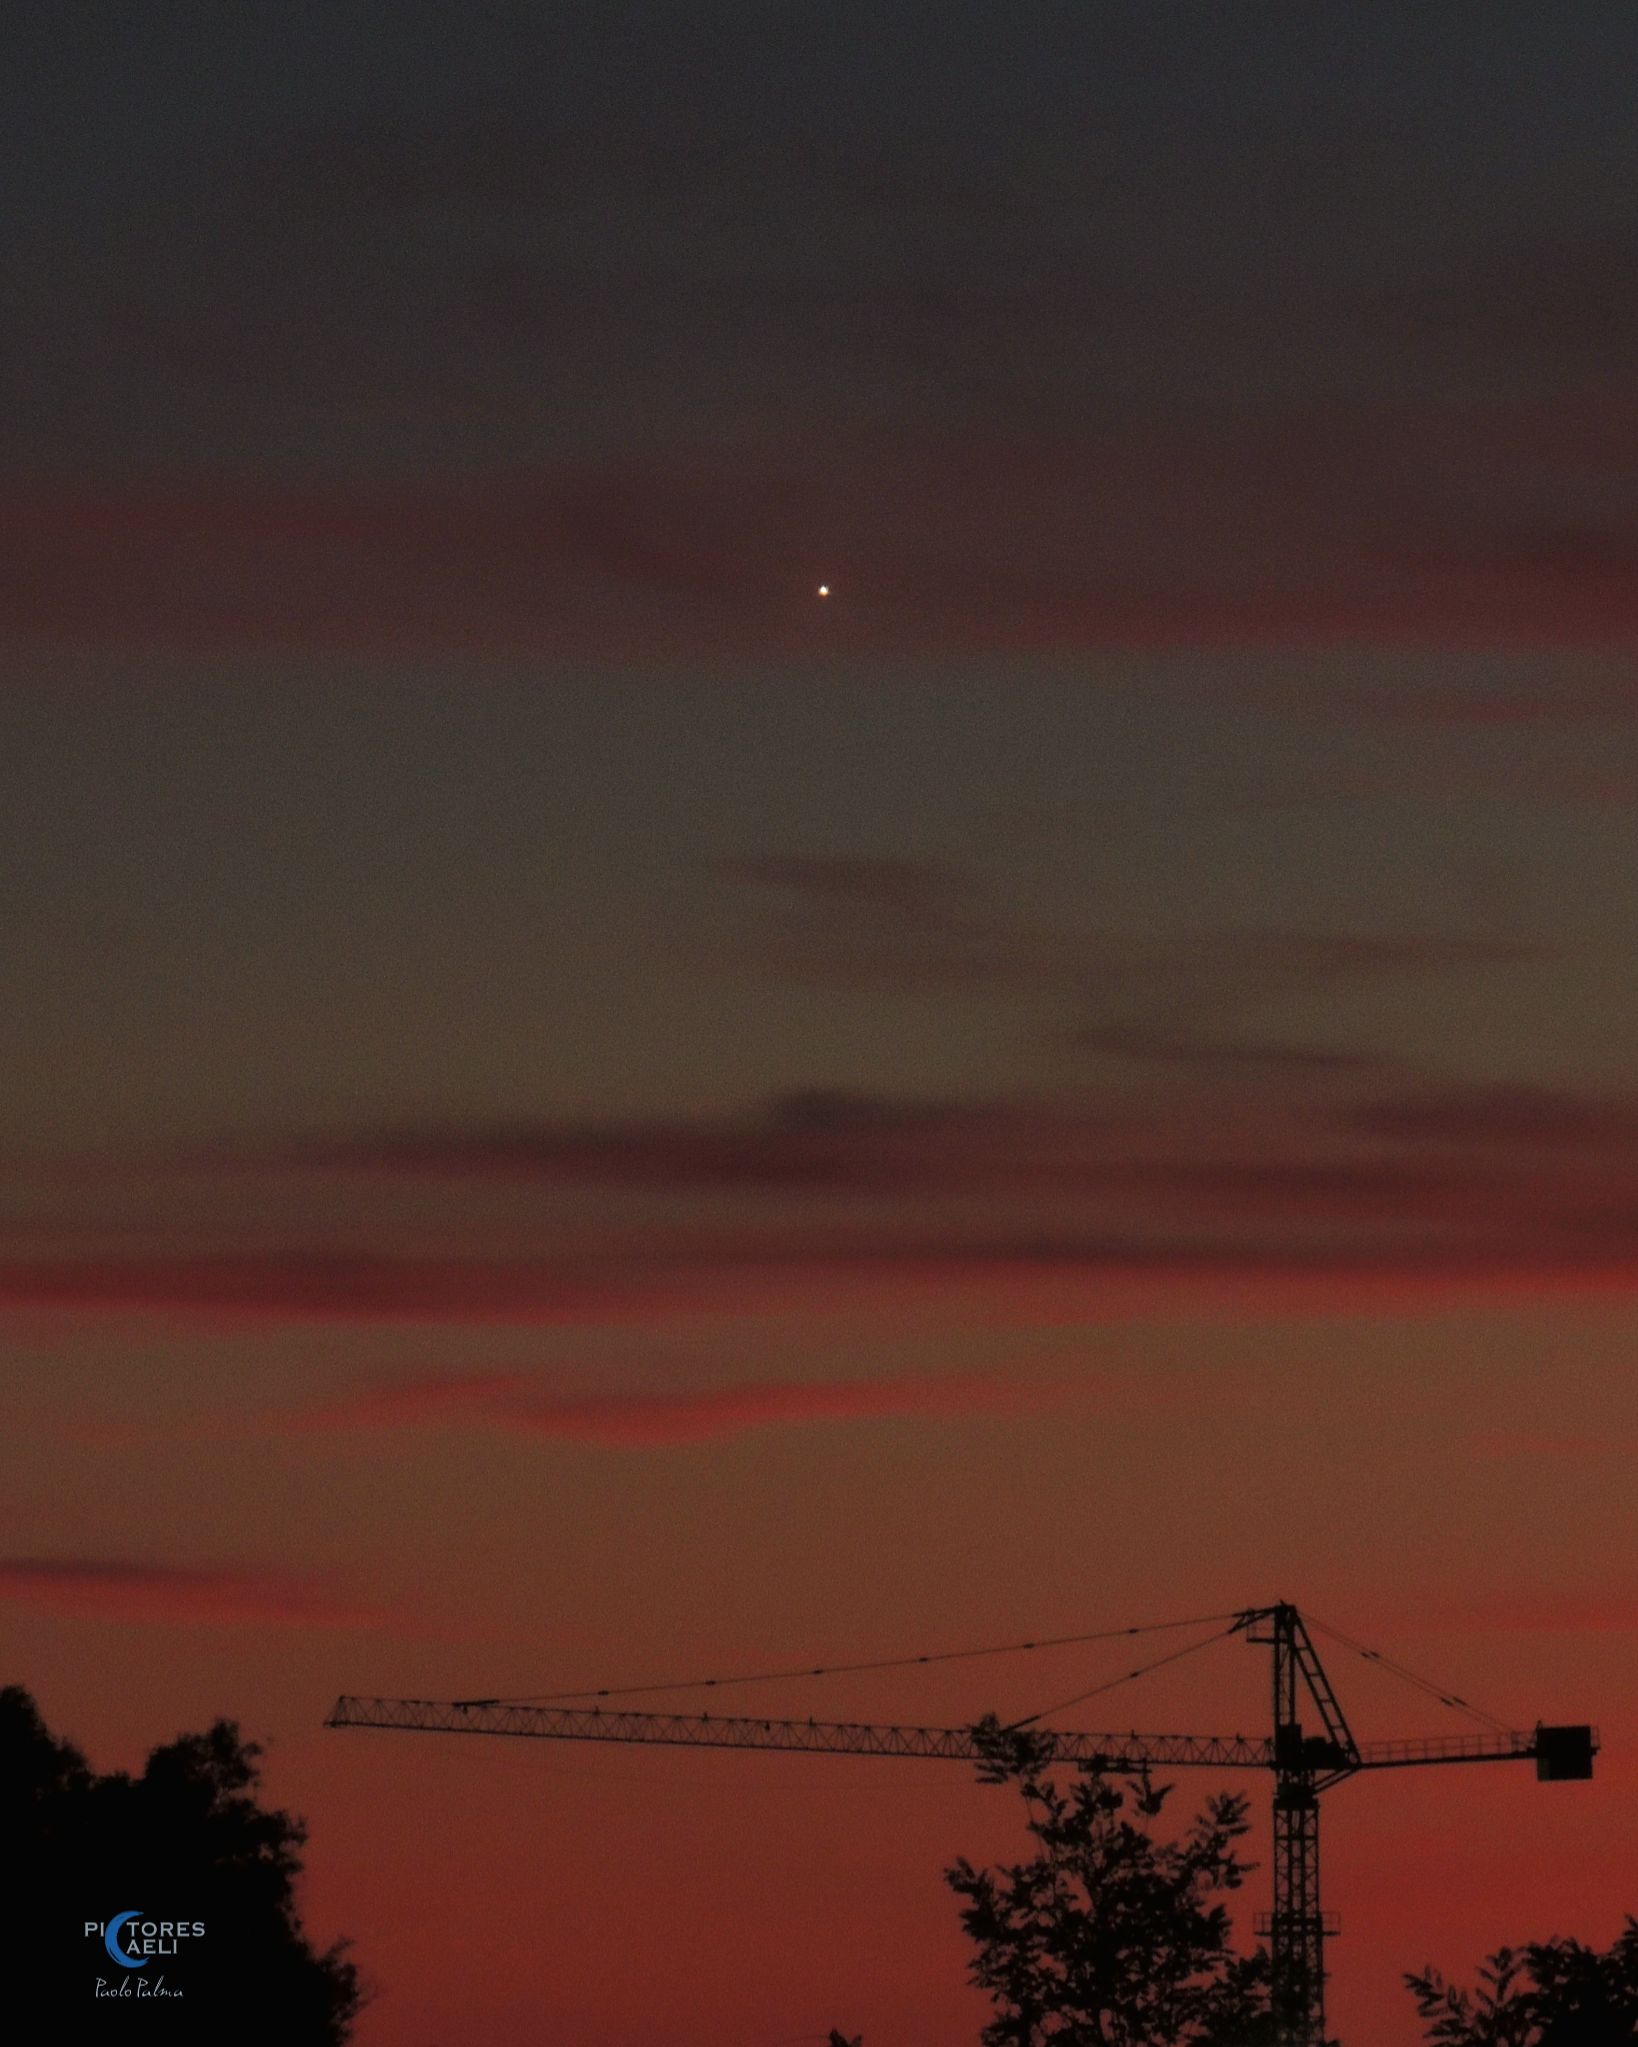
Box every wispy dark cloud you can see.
[1068,1021,1392,1078]
[1225,930,1544,985]
[260,1093,1491,1225]
[719,855,981,929]
[286,1090,1020,1195]
[6,1225,1638,1330]
[1348,1084,1638,1147]
[275,1365,1091,1446]
[712,852,1073,996]
[0,1251,692,1324]
[1314,678,1638,727]
[715,849,1552,1017]
[0,1555,384,1629]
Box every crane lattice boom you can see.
[325,1693,1552,1778]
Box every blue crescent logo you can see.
[105,1911,148,1968]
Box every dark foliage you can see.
[2,1683,362,2042]
[1406,1919,1638,2046]
[946,1715,1277,2046]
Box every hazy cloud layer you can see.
[8,415,1638,664]
[10,12,1638,662]
[11,1072,1638,1327]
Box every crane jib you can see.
[325,1695,1593,1781]
[327,1695,1281,1766]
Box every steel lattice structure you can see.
[328,1694,1280,1768]
[328,1602,1596,2047]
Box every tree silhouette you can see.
[2,1684,361,2041]
[946,1715,1276,2046]
[1406,1919,1638,2046]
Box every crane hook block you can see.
[1534,1725,1596,1781]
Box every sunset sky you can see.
[5,7,1636,2043]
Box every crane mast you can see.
[328,1601,1596,2047]
[1255,1604,1359,2044]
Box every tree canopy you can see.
[2,1683,361,2042]
[1407,1920,1638,2047]
[946,1716,1276,2047]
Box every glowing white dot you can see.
[817,584,830,598]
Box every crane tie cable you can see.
[1008,1619,1244,1728]
[1304,1612,1512,1733]
[456,1610,1244,1708]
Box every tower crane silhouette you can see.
[328,1600,1595,2046]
